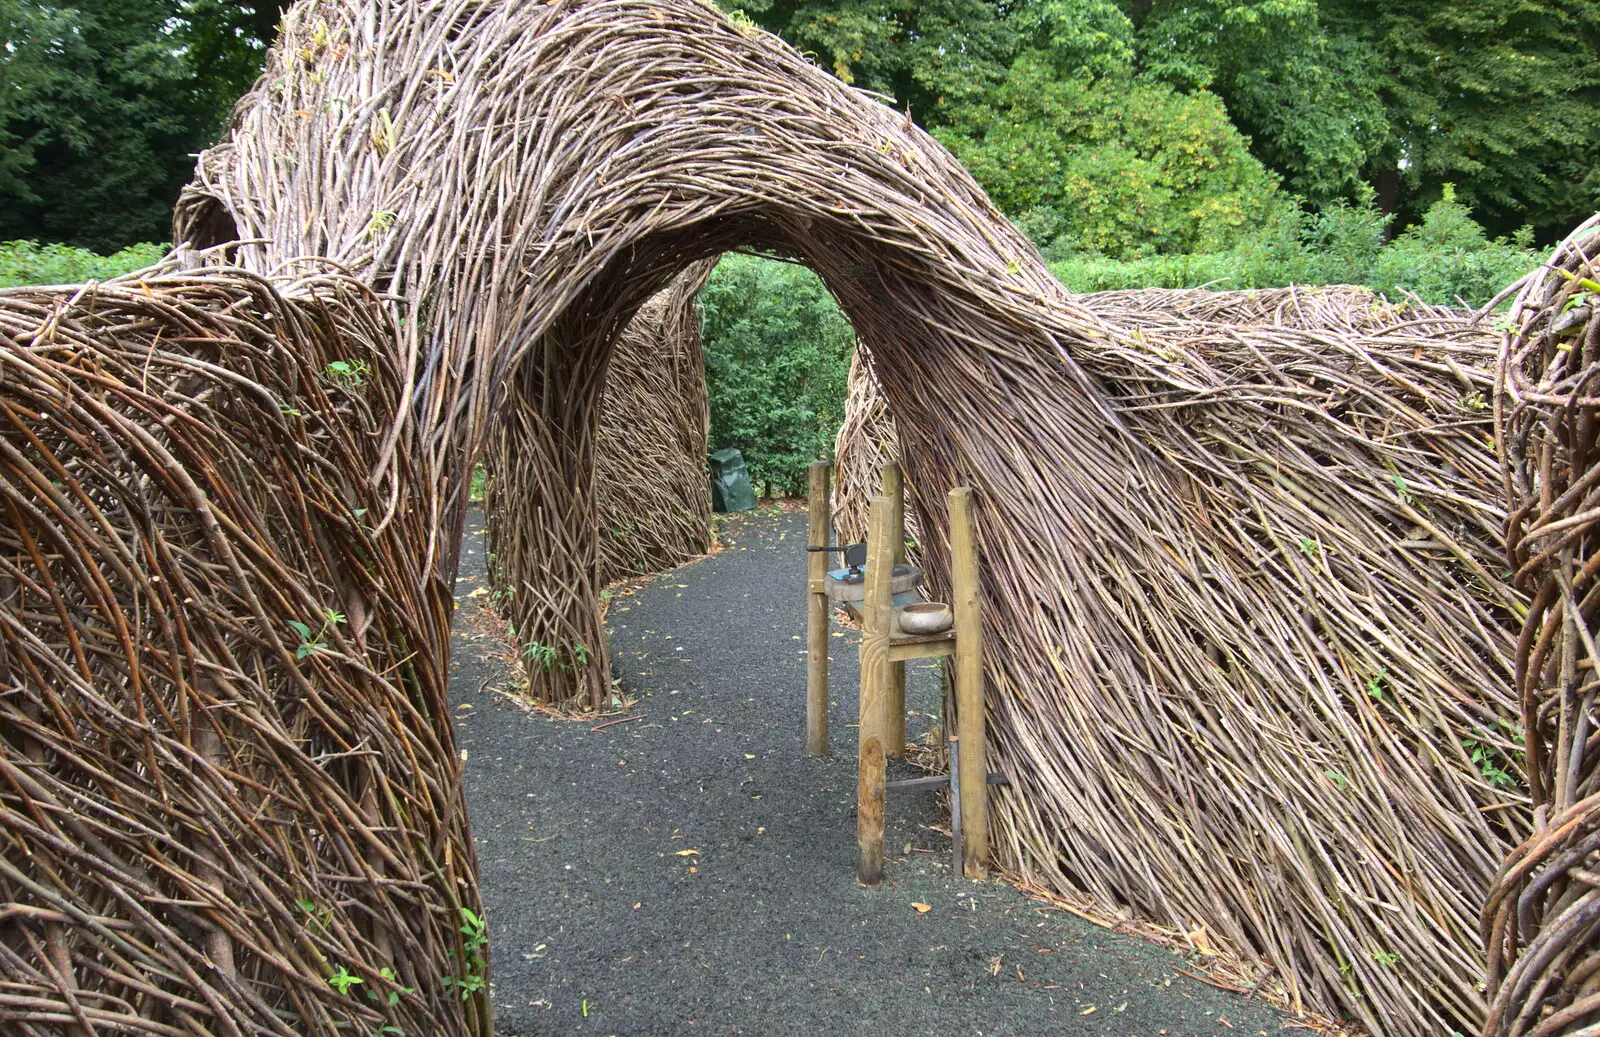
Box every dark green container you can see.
[708,447,757,512]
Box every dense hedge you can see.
[697,253,855,497]
[1048,187,1541,306]
[0,240,166,288]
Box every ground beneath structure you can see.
[449,507,1293,1037]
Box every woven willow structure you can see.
[1485,215,1600,1036]
[484,263,713,690]
[591,263,714,588]
[833,350,908,548]
[837,281,1527,1036]
[0,1,1543,1034]
[0,271,488,1035]
[833,284,1436,545]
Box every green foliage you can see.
[935,53,1285,259]
[522,641,560,671]
[1045,190,1541,307]
[0,240,164,287]
[699,253,855,496]
[325,358,370,389]
[0,1,211,250]
[442,907,488,1001]
[723,0,1016,110]
[1318,0,1600,239]
[1133,0,1387,206]
[327,964,363,996]
[0,0,282,251]
[181,0,283,131]
[1461,719,1525,790]
[1370,184,1537,308]
[1008,0,1136,81]
[367,967,415,1008]
[729,0,1600,243]
[288,607,345,661]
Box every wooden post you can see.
[882,460,907,759]
[806,461,831,757]
[948,733,964,877]
[857,496,894,886]
[948,486,987,878]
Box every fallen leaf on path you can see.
[674,849,700,856]
[1080,1005,1097,1015]
[911,903,931,914]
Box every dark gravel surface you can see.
[449,508,1291,1037]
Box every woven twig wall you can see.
[1,0,1538,1033]
[0,272,488,1036]
[1484,214,1600,1037]
[832,349,912,548]
[483,264,713,684]
[593,263,714,588]
[825,280,1523,1030]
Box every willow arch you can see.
[0,1,1535,1035]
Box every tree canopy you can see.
[934,52,1283,259]
[727,0,1600,247]
[2,0,1595,252]
[0,0,277,250]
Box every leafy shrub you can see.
[1368,185,1539,306]
[1048,190,1541,307]
[698,253,855,497]
[0,240,165,288]
[936,53,1285,260]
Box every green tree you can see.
[0,0,281,251]
[935,52,1284,258]
[1318,0,1600,239]
[723,0,1020,114]
[1129,0,1387,207]
[1,0,200,248]
[184,0,284,130]
[1008,0,1137,80]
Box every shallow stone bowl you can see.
[896,602,953,635]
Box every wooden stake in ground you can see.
[949,486,987,878]
[806,460,831,757]
[883,460,907,759]
[857,496,894,886]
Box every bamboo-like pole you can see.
[949,486,987,878]
[857,496,893,886]
[806,461,831,757]
[883,460,906,759]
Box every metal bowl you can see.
[896,602,952,635]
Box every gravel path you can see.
[449,508,1292,1037]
